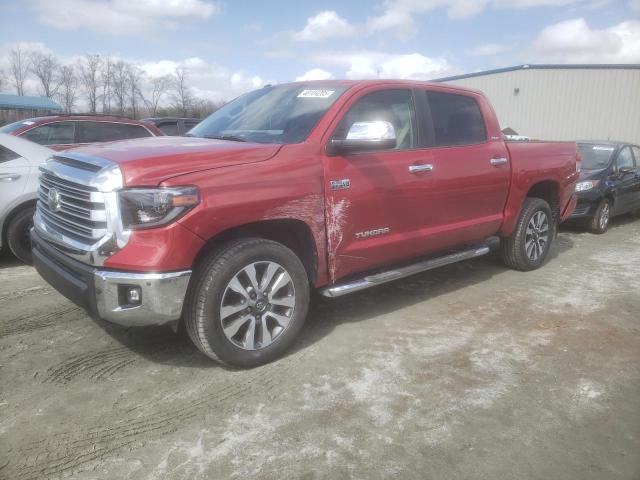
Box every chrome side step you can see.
[320,245,491,298]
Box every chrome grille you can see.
[37,162,108,244]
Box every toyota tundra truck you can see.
[31,80,579,367]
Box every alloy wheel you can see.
[219,261,296,350]
[525,211,549,261]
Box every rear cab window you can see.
[425,90,487,147]
[158,122,179,136]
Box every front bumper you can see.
[565,189,602,223]
[32,229,191,327]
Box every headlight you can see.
[119,186,199,229]
[575,180,599,192]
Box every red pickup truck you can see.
[31,80,579,367]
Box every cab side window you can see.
[426,91,486,146]
[23,122,75,145]
[631,146,640,165]
[615,147,635,171]
[77,122,152,143]
[158,122,179,136]
[333,89,416,150]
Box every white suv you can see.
[0,133,52,263]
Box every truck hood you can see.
[68,136,283,186]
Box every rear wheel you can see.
[184,238,310,368]
[589,198,611,234]
[500,197,554,271]
[7,207,35,264]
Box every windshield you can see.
[0,119,36,134]
[578,143,616,170]
[189,84,349,144]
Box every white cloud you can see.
[368,0,584,37]
[471,43,514,56]
[292,11,357,41]
[311,51,457,80]
[631,0,640,10]
[295,69,334,81]
[530,18,640,63]
[30,0,220,36]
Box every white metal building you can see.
[435,64,640,145]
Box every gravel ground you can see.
[1,217,639,480]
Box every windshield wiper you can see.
[202,134,247,142]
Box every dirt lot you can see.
[1,218,639,480]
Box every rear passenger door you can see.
[416,88,510,245]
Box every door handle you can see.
[0,173,21,182]
[490,157,508,166]
[409,164,434,174]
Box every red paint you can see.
[78,80,578,286]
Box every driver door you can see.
[323,88,433,281]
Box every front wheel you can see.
[589,198,611,234]
[7,207,35,264]
[184,238,310,368]
[500,197,555,271]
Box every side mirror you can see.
[328,121,397,155]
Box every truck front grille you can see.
[37,159,110,245]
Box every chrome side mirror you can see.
[328,121,397,155]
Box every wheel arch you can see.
[192,219,318,285]
[526,180,561,224]
[1,199,37,249]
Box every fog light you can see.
[118,285,142,307]
[127,287,141,305]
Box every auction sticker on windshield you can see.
[298,89,335,98]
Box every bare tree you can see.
[56,65,78,113]
[9,46,30,96]
[171,67,193,117]
[78,54,102,113]
[145,75,171,116]
[100,56,113,113]
[127,64,145,119]
[0,69,6,92]
[30,52,60,98]
[111,60,128,115]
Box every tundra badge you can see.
[330,179,351,190]
[355,227,390,239]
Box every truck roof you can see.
[282,79,486,96]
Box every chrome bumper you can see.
[94,270,191,326]
[32,228,191,327]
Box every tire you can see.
[500,197,555,271]
[184,238,310,368]
[588,198,611,234]
[6,207,35,264]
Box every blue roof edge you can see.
[432,64,640,82]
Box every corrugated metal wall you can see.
[443,68,640,145]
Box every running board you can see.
[320,245,491,298]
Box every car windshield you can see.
[189,84,349,144]
[578,143,616,170]
[0,119,36,134]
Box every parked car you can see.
[142,117,201,136]
[31,80,579,367]
[0,114,163,150]
[0,133,52,263]
[566,141,640,233]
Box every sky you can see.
[0,0,639,103]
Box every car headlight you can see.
[119,186,199,229]
[575,180,599,192]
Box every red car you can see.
[0,114,163,150]
[32,80,579,367]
